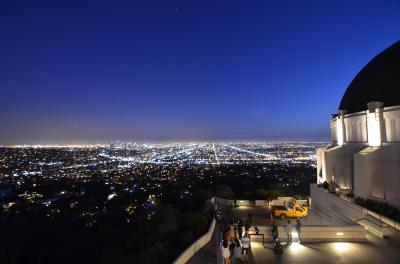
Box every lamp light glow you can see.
[334,242,350,252]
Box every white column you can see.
[337,110,347,146]
[367,101,384,147]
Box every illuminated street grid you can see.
[0,143,326,226]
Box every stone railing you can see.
[366,209,400,232]
[172,218,216,264]
[212,196,308,208]
[232,225,366,242]
[273,197,308,207]
[337,192,400,232]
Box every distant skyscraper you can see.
[317,41,400,207]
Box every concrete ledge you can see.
[172,218,216,264]
[357,217,390,238]
[366,209,400,231]
[216,197,269,207]
[273,197,308,207]
[214,196,308,208]
[236,225,367,243]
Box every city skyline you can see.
[2,2,400,264]
[1,0,400,144]
[0,142,321,263]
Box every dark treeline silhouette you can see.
[0,186,212,264]
[0,163,315,264]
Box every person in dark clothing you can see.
[244,221,250,233]
[233,238,242,264]
[296,219,302,243]
[229,239,236,257]
[248,212,253,224]
[271,219,279,244]
[273,239,283,264]
[233,224,238,238]
[238,220,243,239]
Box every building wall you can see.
[353,148,376,199]
[317,104,400,208]
[384,106,400,142]
[344,113,367,143]
[322,144,366,189]
[329,106,400,144]
[354,145,400,207]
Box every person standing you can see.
[234,238,242,264]
[296,219,302,243]
[248,212,253,224]
[229,238,236,259]
[238,220,243,239]
[221,240,231,264]
[271,219,279,244]
[273,239,283,264]
[224,224,232,242]
[241,232,251,263]
[286,220,294,244]
[233,224,238,238]
[244,221,250,234]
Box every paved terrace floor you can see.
[189,227,400,264]
[188,205,400,264]
[249,231,400,264]
[232,206,353,226]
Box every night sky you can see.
[1,0,399,145]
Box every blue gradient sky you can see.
[1,0,399,144]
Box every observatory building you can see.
[316,41,400,207]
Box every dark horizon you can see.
[1,0,399,145]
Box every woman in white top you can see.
[221,239,231,264]
[241,232,251,263]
